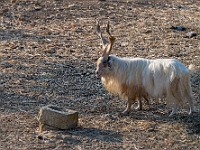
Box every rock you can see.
[38,105,78,131]
[188,64,196,71]
[189,64,200,73]
[120,42,128,47]
[186,32,197,38]
[170,26,186,31]
[0,61,13,68]
[43,48,56,54]
[0,83,5,92]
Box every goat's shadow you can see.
[172,114,200,134]
[124,103,200,135]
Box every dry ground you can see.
[0,0,200,149]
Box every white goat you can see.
[95,21,197,117]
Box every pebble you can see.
[120,42,128,47]
[186,32,197,38]
[0,62,13,68]
[170,26,186,31]
[188,64,196,71]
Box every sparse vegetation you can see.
[0,0,200,149]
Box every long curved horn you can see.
[105,21,115,55]
[96,21,108,46]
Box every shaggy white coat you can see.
[100,55,196,116]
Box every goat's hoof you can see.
[189,109,198,115]
[118,110,130,117]
[169,112,176,118]
[135,106,142,111]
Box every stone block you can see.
[38,105,78,130]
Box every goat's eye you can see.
[102,61,107,67]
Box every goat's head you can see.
[95,21,116,78]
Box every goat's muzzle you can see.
[95,70,101,78]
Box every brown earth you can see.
[0,0,200,149]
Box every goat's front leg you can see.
[135,98,143,110]
[122,98,135,115]
[135,95,149,110]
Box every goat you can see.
[95,21,197,117]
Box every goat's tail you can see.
[180,73,197,113]
[188,64,200,73]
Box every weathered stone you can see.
[186,32,197,38]
[170,26,186,31]
[38,105,78,130]
[120,42,129,47]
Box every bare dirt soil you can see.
[0,0,200,149]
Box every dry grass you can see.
[0,0,200,149]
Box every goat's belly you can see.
[143,77,167,99]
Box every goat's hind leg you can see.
[168,78,181,117]
[182,76,197,115]
[169,95,180,117]
[186,95,197,115]
[169,102,179,117]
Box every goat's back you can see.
[143,58,190,98]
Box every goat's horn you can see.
[106,21,115,55]
[96,21,107,46]
[106,21,111,37]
